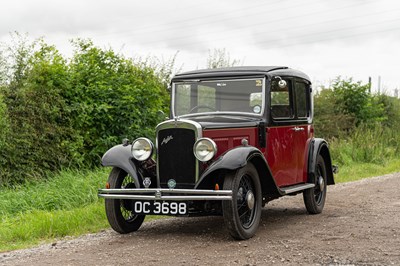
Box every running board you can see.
[280,183,315,195]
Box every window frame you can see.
[171,77,266,118]
[269,76,312,125]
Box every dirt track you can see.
[2,172,400,266]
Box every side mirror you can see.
[278,79,287,89]
[273,76,287,89]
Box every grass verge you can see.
[334,158,400,183]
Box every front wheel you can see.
[303,154,327,214]
[222,163,262,240]
[105,167,145,233]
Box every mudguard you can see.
[195,146,281,198]
[308,138,335,185]
[101,144,140,186]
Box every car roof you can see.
[172,66,311,83]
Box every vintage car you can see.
[98,66,335,240]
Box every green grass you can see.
[0,168,109,217]
[1,157,399,252]
[334,158,400,183]
[0,202,108,251]
[0,168,163,252]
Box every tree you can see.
[207,48,241,69]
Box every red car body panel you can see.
[204,124,313,188]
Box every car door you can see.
[266,78,297,187]
[266,78,313,187]
[293,80,312,183]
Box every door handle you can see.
[292,126,304,132]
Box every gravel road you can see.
[2,172,400,266]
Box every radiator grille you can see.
[157,128,197,188]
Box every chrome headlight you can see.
[193,138,217,162]
[131,138,154,161]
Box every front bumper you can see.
[98,188,233,201]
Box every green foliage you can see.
[314,77,393,139]
[0,39,81,184]
[314,88,355,138]
[0,93,9,153]
[0,168,106,250]
[0,168,108,216]
[334,158,400,183]
[330,123,400,165]
[376,94,400,129]
[0,168,163,251]
[0,36,171,185]
[332,78,386,125]
[67,39,169,164]
[0,203,108,251]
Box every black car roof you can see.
[172,66,311,83]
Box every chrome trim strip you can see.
[156,119,202,135]
[98,194,232,201]
[98,188,233,201]
[280,183,315,194]
[99,188,232,195]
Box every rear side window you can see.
[271,79,293,119]
[295,82,309,118]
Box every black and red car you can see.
[98,66,335,240]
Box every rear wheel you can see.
[303,154,327,214]
[222,163,262,240]
[105,167,145,233]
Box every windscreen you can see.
[173,78,264,117]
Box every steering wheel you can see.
[189,105,217,113]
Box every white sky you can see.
[1,0,400,95]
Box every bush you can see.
[314,88,355,139]
[0,93,10,170]
[0,40,82,184]
[67,39,169,164]
[314,77,389,139]
[0,36,170,185]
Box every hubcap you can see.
[318,176,325,192]
[246,191,255,210]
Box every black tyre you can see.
[222,163,262,240]
[105,167,145,233]
[303,154,327,214]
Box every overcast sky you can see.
[1,0,399,94]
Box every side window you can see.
[271,79,293,119]
[295,82,309,118]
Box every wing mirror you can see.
[273,76,287,89]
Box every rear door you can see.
[293,80,312,183]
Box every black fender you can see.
[101,144,141,187]
[195,146,282,198]
[308,138,335,185]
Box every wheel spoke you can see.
[236,174,257,228]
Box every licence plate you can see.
[132,201,188,215]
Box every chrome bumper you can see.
[98,188,233,201]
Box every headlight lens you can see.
[193,138,217,162]
[131,138,154,161]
